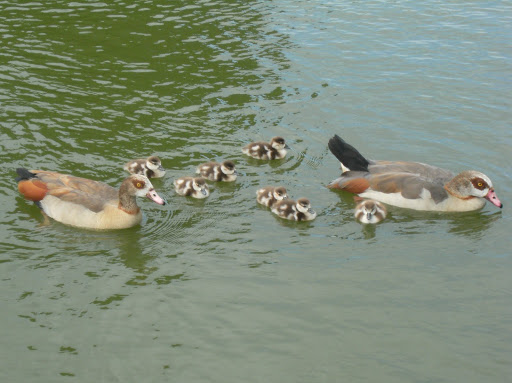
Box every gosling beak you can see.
[201,188,208,196]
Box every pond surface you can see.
[1,1,511,382]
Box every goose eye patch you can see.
[471,178,487,190]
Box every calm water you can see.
[1,0,511,382]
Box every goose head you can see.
[221,160,237,175]
[270,136,289,150]
[122,175,165,205]
[192,177,209,196]
[273,186,288,201]
[296,198,315,215]
[445,171,502,208]
[355,200,387,224]
[146,156,165,175]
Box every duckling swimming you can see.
[354,200,387,224]
[271,197,317,221]
[256,186,288,208]
[242,136,288,160]
[196,160,237,182]
[124,156,166,178]
[174,177,209,199]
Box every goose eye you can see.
[134,181,145,189]
[477,182,483,187]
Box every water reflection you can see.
[0,0,292,170]
[390,207,500,239]
[445,211,501,239]
[360,222,377,240]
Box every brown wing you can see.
[18,179,48,201]
[368,172,449,202]
[369,161,454,182]
[328,177,370,193]
[31,170,118,212]
[327,171,371,193]
[329,168,450,203]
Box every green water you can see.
[1,1,511,382]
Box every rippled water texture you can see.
[1,1,511,382]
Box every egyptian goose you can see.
[196,160,237,182]
[174,177,209,199]
[271,198,317,221]
[16,168,165,230]
[256,186,288,207]
[354,200,387,224]
[242,136,289,160]
[327,135,503,212]
[124,155,166,178]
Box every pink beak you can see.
[146,189,166,205]
[485,189,503,208]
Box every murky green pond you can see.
[1,1,511,382]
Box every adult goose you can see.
[16,168,165,229]
[327,135,502,212]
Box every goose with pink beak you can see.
[328,135,503,212]
[16,168,166,230]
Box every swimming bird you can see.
[16,168,165,230]
[174,177,209,199]
[124,155,166,178]
[327,135,502,212]
[242,136,289,160]
[196,160,237,182]
[354,200,387,224]
[256,186,288,207]
[271,198,317,221]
